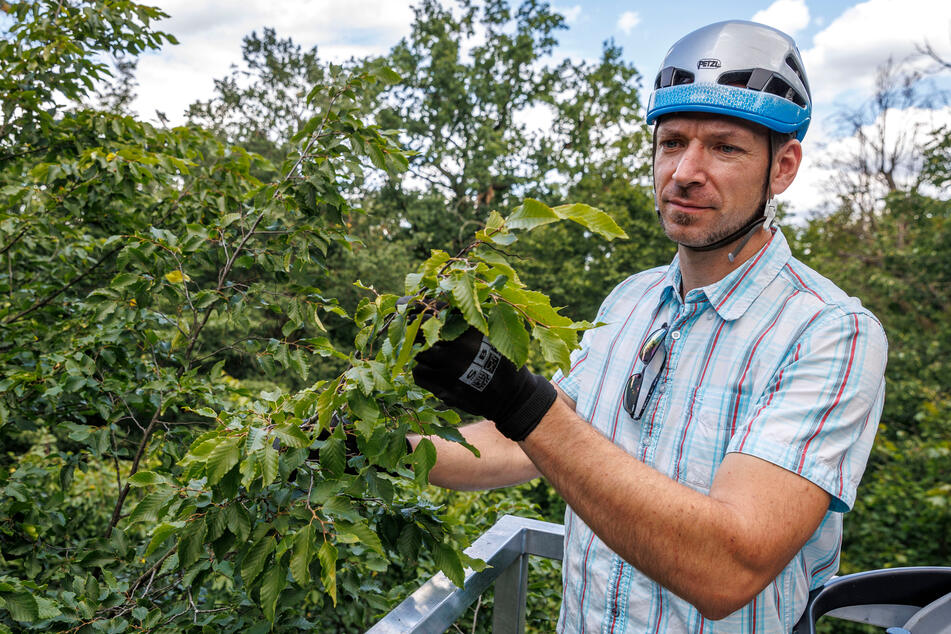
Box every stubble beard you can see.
[660,194,767,250]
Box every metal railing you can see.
[369,514,951,633]
[367,515,563,634]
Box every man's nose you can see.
[671,142,707,188]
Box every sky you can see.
[132,0,951,216]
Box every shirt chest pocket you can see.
[670,400,733,493]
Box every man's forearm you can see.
[518,397,829,619]
[409,420,541,491]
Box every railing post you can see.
[492,551,529,633]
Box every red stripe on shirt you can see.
[729,292,800,436]
[785,262,825,302]
[674,318,726,481]
[798,314,860,474]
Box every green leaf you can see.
[551,203,628,241]
[273,424,309,449]
[394,313,425,373]
[318,540,338,605]
[505,198,559,232]
[434,541,466,588]
[397,523,421,561]
[206,437,241,485]
[289,526,315,585]
[178,518,208,569]
[259,564,286,622]
[225,503,252,541]
[487,302,530,366]
[246,427,268,454]
[321,437,346,476]
[128,488,175,524]
[146,521,184,556]
[533,324,572,374]
[421,314,443,347]
[128,471,167,487]
[410,438,437,485]
[261,443,279,486]
[336,520,384,555]
[242,535,276,585]
[446,272,487,333]
[0,591,38,623]
[375,66,402,84]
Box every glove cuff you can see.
[495,373,557,441]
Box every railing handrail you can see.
[367,515,564,634]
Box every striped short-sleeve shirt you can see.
[552,228,887,633]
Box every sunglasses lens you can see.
[640,325,667,363]
[624,373,643,415]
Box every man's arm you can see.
[408,385,576,490]
[519,396,830,620]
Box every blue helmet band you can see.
[646,83,810,141]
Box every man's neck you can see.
[677,229,772,296]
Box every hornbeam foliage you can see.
[0,1,625,631]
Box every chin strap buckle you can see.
[763,197,777,232]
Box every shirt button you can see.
[706,313,715,321]
[671,331,681,340]
[611,606,620,617]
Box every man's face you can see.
[653,113,771,249]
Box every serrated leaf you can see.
[225,503,252,541]
[178,518,207,569]
[242,535,275,585]
[273,424,309,449]
[446,272,487,334]
[246,427,267,454]
[533,324,572,374]
[394,313,425,374]
[322,496,361,522]
[316,376,342,432]
[421,314,443,347]
[289,527,315,585]
[127,471,167,487]
[506,198,559,231]
[206,438,241,485]
[259,564,286,622]
[335,520,384,555]
[0,591,38,623]
[376,66,402,84]
[128,488,175,524]
[411,438,437,486]
[552,202,628,240]
[261,443,279,486]
[145,521,184,556]
[397,523,421,561]
[321,437,346,476]
[487,302,530,366]
[434,541,466,588]
[318,540,338,605]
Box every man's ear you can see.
[770,139,802,196]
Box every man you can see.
[410,21,887,632]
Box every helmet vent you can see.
[716,68,808,108]
[655,66,695,90]
[785,54,810,97]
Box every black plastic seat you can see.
[792,567,951,634]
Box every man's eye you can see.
[660,140,681,149]
[718,144,740,154]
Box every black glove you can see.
[412,326,556,441]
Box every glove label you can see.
[458,336,501,392]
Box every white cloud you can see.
[803,0,951,104]
[132,0,414,124]
[751,0,810,36]
[555,5,582,25]
[617,11,641,36]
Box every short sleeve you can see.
[728,309,888,512]
[551,327,595,403]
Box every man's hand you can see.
[412,325,556,441]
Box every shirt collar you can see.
[659,228,792,321]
